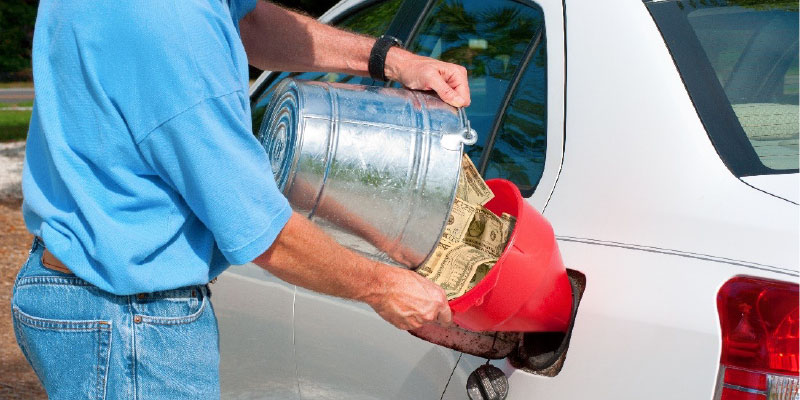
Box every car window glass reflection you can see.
[484,39,547,196]
[405,0,544,166]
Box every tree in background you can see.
[0,0,37,82]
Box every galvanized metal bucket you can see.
[258,78,477,269]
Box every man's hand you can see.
[361,265,453,330]
[386,49,471,108]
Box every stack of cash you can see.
[417,155,517,300]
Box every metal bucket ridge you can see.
[258,79,477,269]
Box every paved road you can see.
[0,88,34,103]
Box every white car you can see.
[214,0,799,398]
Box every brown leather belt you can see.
[36,238,218,285]
[37,238,73,274]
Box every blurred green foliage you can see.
[337,0,402,36]
[0,0,37,81]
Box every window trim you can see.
[385,0,436,46]
[477,25,546,197]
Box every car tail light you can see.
[716,276,799,400]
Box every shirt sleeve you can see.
[228,0,259,23]
[136,90,292,265]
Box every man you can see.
[11,0,471,398]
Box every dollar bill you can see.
[463,207,505,257]
[426,243,497,300]
[441,198,479,244]
[456,154,494,206]
[418,157,513,299]
[500,212,516,245]
[464,261,494,293]
[417,240,453,278]
[461,214,515,292]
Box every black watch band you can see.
[369,35,403,82]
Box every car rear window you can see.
[647,1,799,175]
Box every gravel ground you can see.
[0,141,24,202]
[0,140,46,399]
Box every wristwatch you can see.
[368,35,404,82]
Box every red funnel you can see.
[449,179,573,332]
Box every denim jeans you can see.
[11,238,220,399]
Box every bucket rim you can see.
[260,78,308,193]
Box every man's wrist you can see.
[384,47,412,82]
[369,35,403,81]
[356,261,390,306]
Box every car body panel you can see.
[445,0,799,398]
[741,174,800,204]
[444,241,796,399]
[216,263,299,399]
[527,0,566,213]
[293,287,458,399]
[544,0,798,271]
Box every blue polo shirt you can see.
[22,0,292,295]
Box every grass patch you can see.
[0,81,34,89]
[0,110,31,142]
[0,101,33,109]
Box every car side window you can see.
[251,0,403,133]
[404,0,545,169]
[483,36,547,195]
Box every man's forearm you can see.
[240,1,470,107]
[253,212,452,330]
[253,212,386,303]
[241,1,390,76]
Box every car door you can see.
[215,262,299,399]
[288,0,558,398]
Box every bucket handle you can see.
[461,119,478,145]
[441,122,478,150]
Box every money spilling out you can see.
[417,155,517,300]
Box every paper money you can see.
[463,207,505,257]
[417,155,513,300]
[441,198,479,244]
[500,212,516,244]
[456,154,494,206]
[417,240,453,278]
[462,213,515,292]
[465,261,493,293]
[426,243,498,300]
